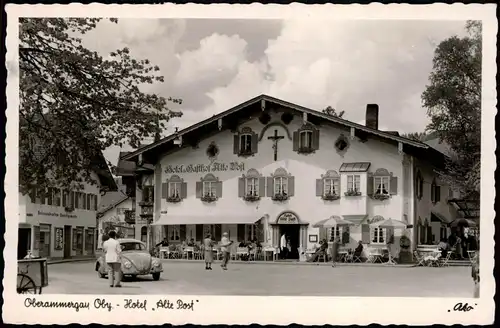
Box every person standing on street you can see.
[331,236,340,267]
[102,230,122,288]
[220,232,233,270]
[204,233,214,270]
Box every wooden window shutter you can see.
[70,192,75,208]
[196,225,203,241]
[238,178,245,198]
[390,176,398,195]
[319,227,327,241]
[233,135,239,155]
[181,182,187,199]
[55,189,61,206]
[288,176,295,197]
[215,181,223,198]
[47,188,53,206]
[40,189,46,205]
[251,132,258,154]
[180,225,187,241]
[195,182,202,198]
[82,193,87,209]
[74,192,79,208]
[266,177,274,197]
[62,190,67,207]
[87,194,92,210]
[237,224,245,241]
[258,177,266,197]
[431,184,435,202]
[94,195,98,211]
[341,227,350,244]
[367,175,374,196]
[361,224,370,243]
[162,182,168,199]
[316,179,323,197]
[311,128,320,150]
[436,186,441,202]
[292,131,299,151]
[427,226,432,244]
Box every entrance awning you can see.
[343,214,368,225]
[431,211,450,224]
[152,214,263,226]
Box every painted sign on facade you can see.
[165,162,245,174]
[277,212,299,224]
[33,210,78,219]
[54,227,63,250]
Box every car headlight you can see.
[152,259,160,267]
[124,261,132,269]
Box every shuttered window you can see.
[233,127,258,157]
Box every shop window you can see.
[85,228,95,254]
[169,226,180,242]
[39,224,51,258]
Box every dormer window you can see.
[316,170,340,201]
[267,167,294,201]
[233,127,258,157]
[293,123,319,154]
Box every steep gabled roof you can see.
[120,94,441,165]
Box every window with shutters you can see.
[239,169,264,202]
[234,127,258,157]
[329,226,342,242]
[370,168,398,200]
[142,186,154,204]
[197,174,222,203]
[293,123,319,154]
[316,170,340,201]
[268,167,294,201]
[431,179,441,203]
[416,170,424,200]
[164,175,187,203]
[372,227,385,244]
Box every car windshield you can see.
[120,242,146,251]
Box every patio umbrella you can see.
[370,218,408,229]
[449,218,477,228]
[313,215,355,228]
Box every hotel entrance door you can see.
[279,224,300,260]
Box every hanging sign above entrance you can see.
[165,162,245,174]
[277,212,299,224]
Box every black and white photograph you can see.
[3,3,496,326]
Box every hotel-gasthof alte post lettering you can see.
[119,94,460,261]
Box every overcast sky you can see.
[80,19,468,165]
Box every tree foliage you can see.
[322,106,345,118]
[19,18,182,194]
[401,132,428,142]
[422,21,481,198]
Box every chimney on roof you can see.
[365,104,379,130]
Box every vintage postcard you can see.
[3,3,497,325]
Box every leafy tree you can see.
[422,21,481,198]
[322,106,345,118]
[19,18,182,194]
[401,132,428,142]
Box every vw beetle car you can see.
[96,239,163,281]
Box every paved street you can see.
[42,261,474,297]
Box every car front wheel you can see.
[152,272,160,281]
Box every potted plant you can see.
[322,192,340,201]
[298,146,314,154]
[344,189,361,197]
[399,234,412,264]
[167,193,182,203]
[201,193,217,203]
[244,192,260,202]
[272,193,288,201]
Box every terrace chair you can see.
[413,250,425,267]
[317,250,327,263]
[236,247,248,260]
[439,251,453,267]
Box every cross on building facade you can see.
[268,129,285,161]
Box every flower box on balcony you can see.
[64,206,74,212]
[239,150,254,157]
[244,194,260,202]
[372,193,391,201]
[272,193,288,201]
[167,195,182,203]
[297,146,314,154]
[201,194,218,203]
[322,193,340,201]
[139,201,154,207]
[344,190,361,197]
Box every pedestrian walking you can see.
[331,236,340,267]
[220,232,233,270]
[204,233,214,270]
[102,230,122,288]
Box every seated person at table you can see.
[238,240,247,248]
[438,238,449,258]
[353,241,363,258]
[187,238,195,247]
[307,239,328,262]
[155,237,169,248]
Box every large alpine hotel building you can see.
[118,95,465,260]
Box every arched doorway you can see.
[272,211,307,260]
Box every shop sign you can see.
[277,212,299,224]
[33,210,77,219]
[54,227,63,250]
[165,161,245,174]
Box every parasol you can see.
[313,215,355,228]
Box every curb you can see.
[47,258,96,265]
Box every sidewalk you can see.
[47,256,96,265]
[160,258,416,268]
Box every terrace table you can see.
[337,251,348,263]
